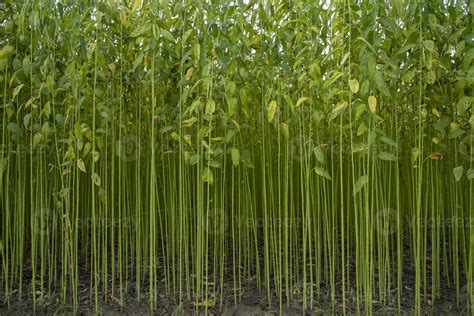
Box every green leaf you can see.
[7,122,22,137]
[379,136,398,148]
[467,168,474,180]
[423,40,435,52]
[23,113,32,128]
[201,167,214,185]
[231,147,240,167]
[0,157,7,175]
[448,128,465,139]
[457,96,472,115]
[354,175,368,195]
[395,44,416,56]
[281,123,289,139]
[453,166,464,182]
[374,71,391,97]
[206,99,216,115]
[313,146,325,163]
[322,71,343,89]
[132,0,141,11]
[314,167,332,180]
[241,149,254,168]
[357,122,368,136]
[162,29,175,42]
[378,151,398,162]
[32,133,43,146]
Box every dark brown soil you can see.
[0,243,470,315]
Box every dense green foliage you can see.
[1,0,473,314]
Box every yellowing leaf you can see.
[185,67,193,80]
[108,63,116,74]
[183,116,198,127]
[92,151,100,162]
[91,172,101,186]
[430,152,444,160]
[195,299,215,307]
[432,137,439,144]
[267,100,277,123]
[77,159,86,173]
[329,100,348,120]
[296,96,309,107]
[368,96,377,113]
[349,79,359,93]
[12,84,24,98]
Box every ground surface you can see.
[0,246,470,315]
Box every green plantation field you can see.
[0,0,473,314]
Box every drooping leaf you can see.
[467,168,474,180]
[313,146,325,163]
[132,0,141,12]
[296,97,309,107]
[349,79,359,93]
[379,136,398,148]
[201,167,214,185]
[368,96,377,113]
[32,133,43,146]
[378,151,398,162]
[314,167,332,180]
[457,96,472,115]
[281,123,289,139]
[92,173,101,186]
[354,175,368,195]
[231,147,240,167]
[329,100,348,121]
[206,99,216,116]
[7,122,22,137]
[162,29,175,42]
[77,159,86,173]
[267,100,277,123]
[453,166,464,182]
